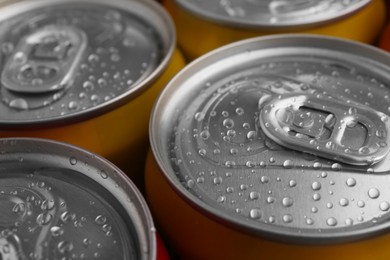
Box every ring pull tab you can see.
[1,25,87,93]
[259,94,390,165]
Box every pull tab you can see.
[259,94,390,165]
[1,25,87,93]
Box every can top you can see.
[175,0,371,29]
[150,35,390,243]
[0,0,174,127]
[0,138,156,259]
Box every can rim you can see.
[174,0,372,30]
[149,34,390,244]
[1,137,157,259]
[0,0,176,128]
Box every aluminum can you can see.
[163,0,386,60]
[0,0,186,188]
[145,35,390,259]
[0,137,158,260]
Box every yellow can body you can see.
[165,0,386,61]
[145,151,390,260]
[1,48,185,188]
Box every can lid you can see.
[0,138,156,259]
[0,0,174,127]
[175,0,371,29]
[151,35,390,243]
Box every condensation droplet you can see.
[339,198,349,207]
[282,197,293,207]
[380,201,390,211]
[345,218,354,226]
[249,191,259,200]
[368,188,380,199]
[289,180,296,187]
[283,214,293,223]
[357,201,365,208]
[249,209,262,219]
[37,212,52,225]
[346,178,356,187]
[313,193,321,201]
[95,215,107,225]
[100,170,108,179]
[69,157,77,165]
[283,160,293,169]
[311,182,321,191]
[260,176,270,184]
[331,163,342,171]
[327,217,337,226]
[41,199,55,210]
[50,226,64,237]
[57,241,74,254]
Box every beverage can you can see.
[146,34,390,259]
[163,0,386,60]
[0,137,157,259]
[0,0,186,188]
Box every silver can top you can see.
[0,0,174,126]
[0,138,156,259]
[175,0,371,28]
[150,35,390,243]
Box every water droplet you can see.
[283,214,293,223]
[289,180,296,187]
[223,118,234,129]
[95,215,107,225]
[331,163,342,171]
[311,182,321,191]
[327,217,337,226]
[357,201,365,208]
[368,188,380,199]
[339,198,349,207]
[266,196,275,204]
[100,170,108,179]
[235,107,244,115]
[282,197,293,207]
[260,176,270,184]
[213,177,223,185]
[376,129,387,139]
[9,99,28,110]
[57,241,74,254]
[311,207,318,213]
[268,216,276,223]
[50,226,64,237]
[249,191,259,200]
[97,78,108,87]
[200,130,210,140]
[283,160,293,169]
[187,179,195,189]
[246,131,257,141]
[37,212,52,225]
[12,202,26,215]
[306,218,314,225]
[88,54,99,64]
[60,211,76,223]
[321,172,328,178]
[249,209,262,219]
[313,193,321,201]
[345,218,354,226]
[69,157,77,165]
[380,201,390,211]
[269,157,275,163]
[358,147,369,154]
[83,238,92,248]
[41,199,55,210]
[346,178,356,187]
[327,202,333,209]
[83,81,94,91]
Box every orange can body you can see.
[146,151,390,260]
[0,0,186,189]
[164,0,386,60]
[380,23,390,51]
